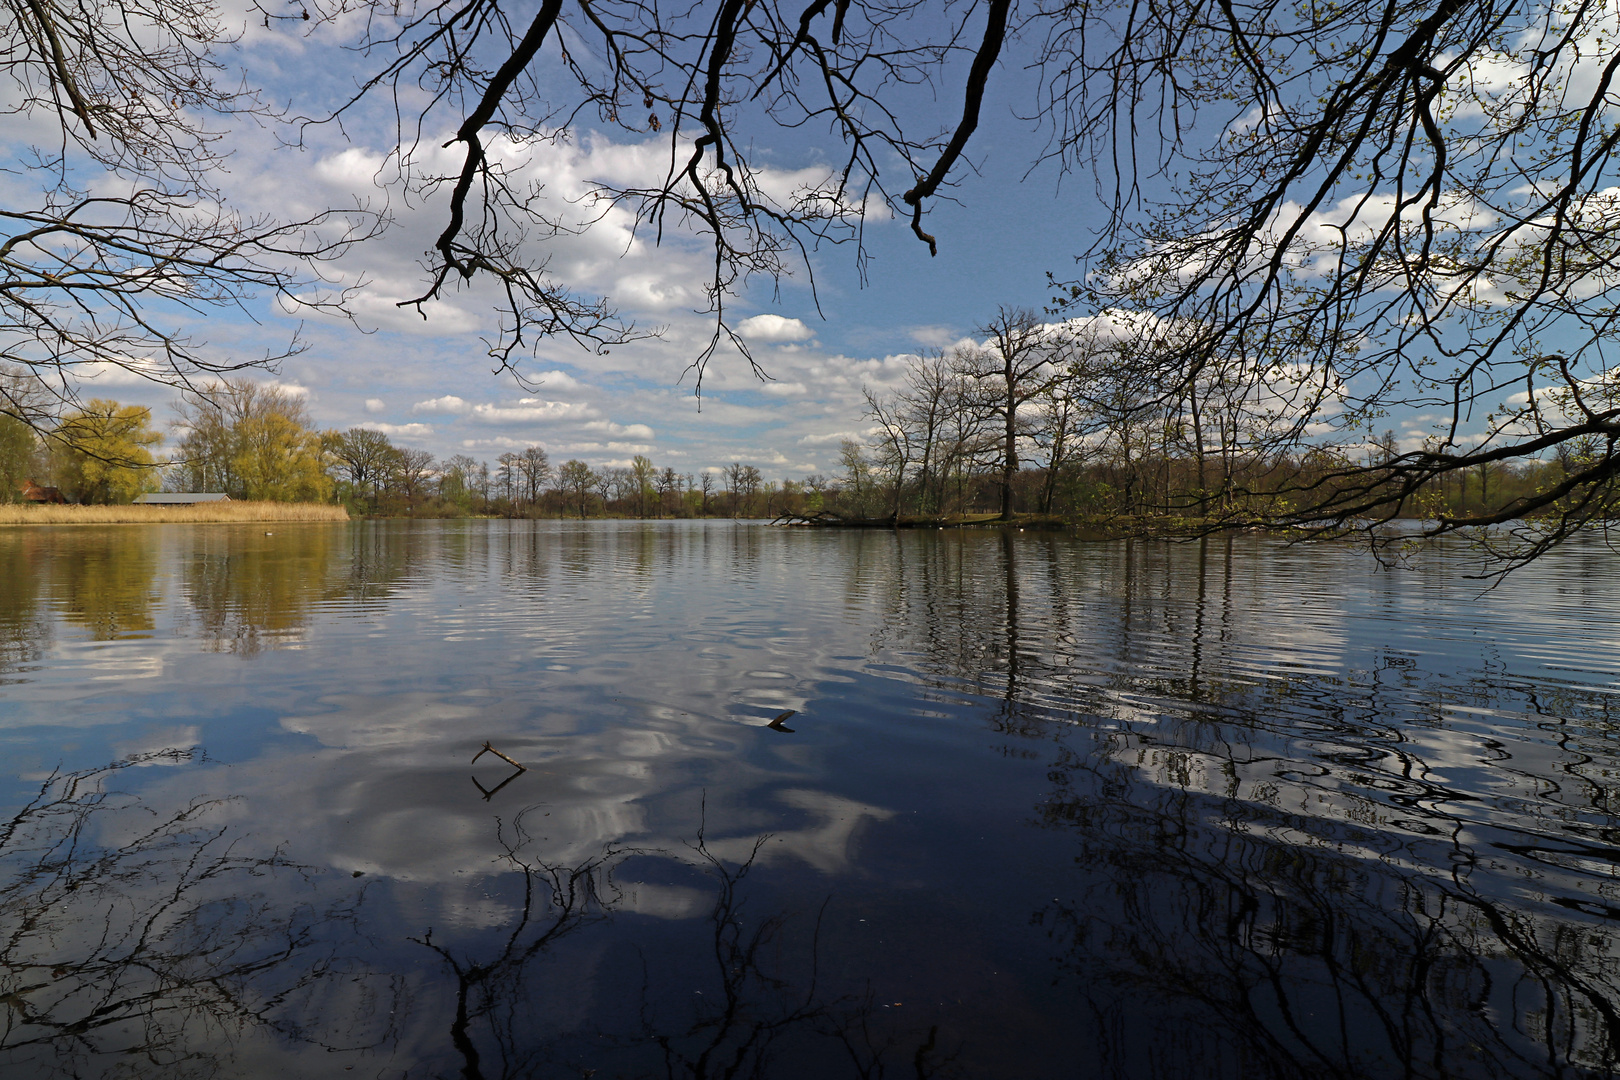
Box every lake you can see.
[1,520,1618,1079]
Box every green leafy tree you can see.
[53,400,162,504]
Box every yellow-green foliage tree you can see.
[232,411,332,501]
[53,400,162,504]
[173,380,332,502]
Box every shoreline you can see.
[0,502,351,525]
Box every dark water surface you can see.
[2,520,1619,1079]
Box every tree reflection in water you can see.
[47,532,159,641]
[408,812,946,1080]
[1038,758,1620,1078]
[874,532,1620,1078]
[0,758,942,1079]
[0,753,396,1079]
[0,537,49,684]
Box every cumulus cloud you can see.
[459,437,550,451]
[581,420,654,438]
[364,398,386,414]
[471,398,599,424]
[361,421,434,438]
[413,395,471,414]
[736,314,814,343]
[797,430,867,446]
[908,325,960,347]
[66,358,172,387]
[343,288,482,336]
[531,369,584,391]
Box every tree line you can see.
[853,309,1573,526]
[4,343,1577,526]
[0,373,866,518]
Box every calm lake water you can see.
[2,520,1618,1079]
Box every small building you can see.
[20,480,67,504]
[134,493,232,505]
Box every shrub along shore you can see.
[0,502,350,525]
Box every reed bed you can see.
[0,501,351,525]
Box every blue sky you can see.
[37,5,1103,480]
[16,0,1620,482]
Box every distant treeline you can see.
[0,373,857,518]
[0,361,1573,523]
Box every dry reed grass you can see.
[0,501,351,525]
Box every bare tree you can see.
[304,0,1034,388]
[898,351,958,515]
[735,466,762,518]
[518,446,551,506]
[655,467,680,518]
[724,463,746,517]
[557,459,595,519]
[600,466,631,512]
[331,428,397,508]
[1023,0,1620,560]
[957,309,1068,520]
[396,446,436,502]
[495,452,521,503]
[863,385,912,521]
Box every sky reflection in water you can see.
[0,521,1618,1079]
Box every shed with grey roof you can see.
[134,493,232,505]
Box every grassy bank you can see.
[0,502,351,525]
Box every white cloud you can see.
[65,358,172,387]
[530,370,584,391]
[313,146,388,188]
[360,421,434,439]
[471,399,599,424]
[581,420,654,438]
[797,430,866,446]
[907,325,960,347]
[736,314,814,343]
[343,289,482,336]
[413,395,471,414]
[364,398,386,414]
[459,437,551,451]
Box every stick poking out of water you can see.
[472,742,527,771]
[767,710,797,733]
